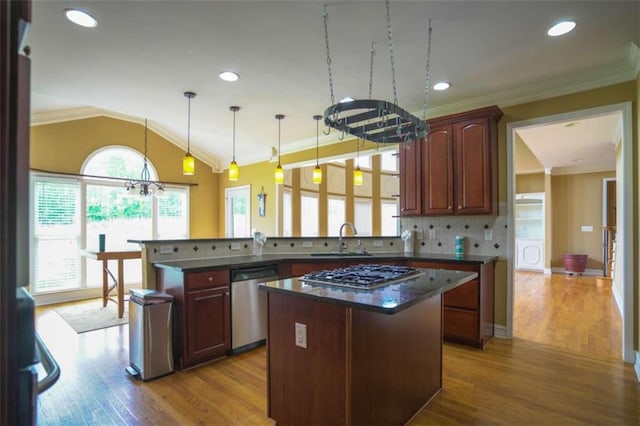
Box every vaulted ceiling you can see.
[28,1,639,172]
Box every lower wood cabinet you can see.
[156,267,230,369]
[410,260,494,348]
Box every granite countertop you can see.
[258,268,478,314]
[153,252,497,272]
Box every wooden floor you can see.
[514,271,621,359]
[36,274,638,425]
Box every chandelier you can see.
[125,119,165,197]
[322,0,432,144]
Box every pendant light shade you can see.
[275,114,285,184]
[183,91,196,175]
[354,138,363,186]
[353,166,364,186]
[312,115,322,184]
[229,106,240,181]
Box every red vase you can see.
[563,254,588,273]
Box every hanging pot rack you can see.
[322,0,432,144]
[323,99,428,144]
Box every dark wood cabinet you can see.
[422,125,454,215]
[399,106,502,216]
[399,139,422,215]
[410,260,494,348]
[157,267,230,369]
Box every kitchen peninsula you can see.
[259,266,477,425]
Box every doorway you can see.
[506,102,633,363]
[225,185,251,238]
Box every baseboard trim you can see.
[612,283,624,316]
[494,325,508,339]
[635,352,640,382]
[550,267,603,276]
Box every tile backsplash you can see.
[400,203,508,259]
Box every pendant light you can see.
[228,106,240,181]
[274,114,285,184]
[125,119,166,197]
[354,138,364,186]
[183,91,196,175]
[312,115,322,184]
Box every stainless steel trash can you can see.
[127,289,174,381]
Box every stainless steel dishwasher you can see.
[230,264,279,354]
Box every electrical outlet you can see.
[373,240,384,247]
[429,229,437,239]
[484,229,493,241]
[230,243,241,250]
[302,241,313,248]
[159,245,173,254]
[581,226,593,232]
[295,322,307,348]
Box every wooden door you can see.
[454,118,492,214]
[398,139,422,216]
[422,125,453,215]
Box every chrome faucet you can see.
[336,222,358,253]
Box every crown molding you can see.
[550,164,616,176]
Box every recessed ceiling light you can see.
[218,71,239,82]
[64,8,98,28]
[433,82,451,91]
[339,97,355,103]
[547,20,576,37]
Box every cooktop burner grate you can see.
[300,264,422,290]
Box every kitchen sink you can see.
[310,252,372,257]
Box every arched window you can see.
[31,146,189,297]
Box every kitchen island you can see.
[259,267,477,425]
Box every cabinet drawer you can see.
[444,280,479,310]
[186,269,229,291]
[443,308,479,341]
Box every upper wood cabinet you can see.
[400,106,502,216]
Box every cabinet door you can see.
[186,286,230,364]
[454,118,493,214]
[422,125,453,215]
[399,139,422,216]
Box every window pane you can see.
[357,155,371,170]
[32,178,82,293]
[354,199,372,236]
[381,201,399,236]
[84,147,155,180]
[283,190,292,237]
[380,151,398,172]
[327,197,345,236]
[158,189,189,239]
[300,193,318,237]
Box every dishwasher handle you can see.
[231,265,279,282]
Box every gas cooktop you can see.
[300,264,423,290]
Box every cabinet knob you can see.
[208,277,213,282]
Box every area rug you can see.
[54,299,128,333]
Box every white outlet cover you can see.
[429,229,437,239]
[159,245,173,254]
[373,240,384,247]
[302,241,313,248]
[295,322,307,348]
[484,229,493,241]
[581,226,593,232]
[230,243,241,250]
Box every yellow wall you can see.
[30,117,220,238]
[514,133,543,173]
[515,173,545,193]
[550,171,615,269]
